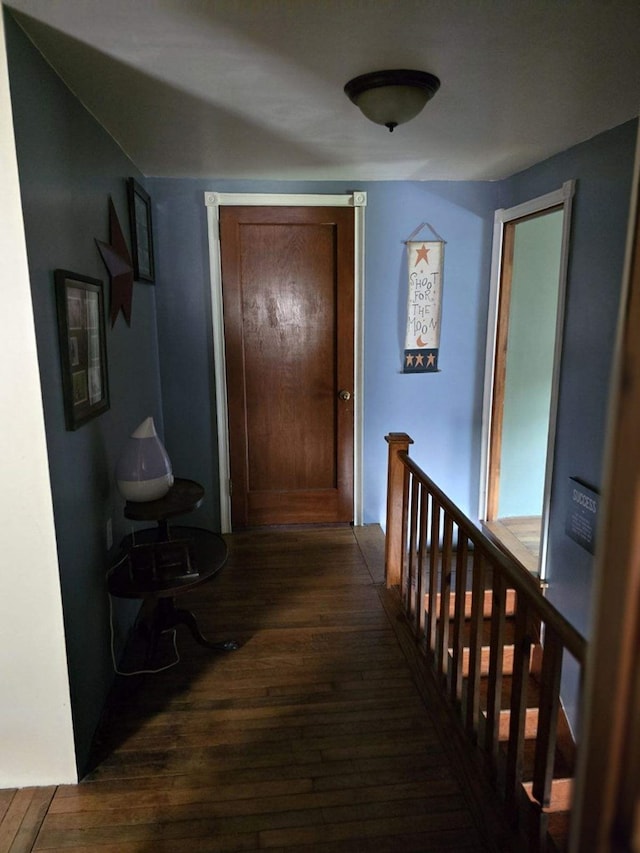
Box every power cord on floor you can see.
[106,556,181,676]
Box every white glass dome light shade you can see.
[115,416,174,502]
[355,85,430,128]
[344,69,440,132]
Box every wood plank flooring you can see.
[483,516,542,575]
[1,525,519,852]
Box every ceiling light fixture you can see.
[344,69,440,132]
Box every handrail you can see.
[385,433,587,851]
[400,451,587,663]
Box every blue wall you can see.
[499,119,638,725]
[149,178,498,529]
[5,13,164,775]
[362,182,497,522]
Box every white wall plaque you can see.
[403,235,444,373]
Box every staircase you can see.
[384,433,586,852]
[448,583,576,851]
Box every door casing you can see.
[479,181,575,579]
[205,191,367,533]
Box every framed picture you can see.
[55,270,110,430]
[127,177,155,283]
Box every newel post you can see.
[385,433,413,588]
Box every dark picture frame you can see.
[127,177,155,282]
[55,269,110,430]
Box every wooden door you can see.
[219,205,354,528]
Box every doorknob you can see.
[338,390,351,401]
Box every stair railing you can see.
[385,433,587,848]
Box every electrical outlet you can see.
[106,517,113,551]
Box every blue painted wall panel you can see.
[361,181,497,524]
[149,178,498,531]
[499,119,638,727]
[5,13,164,774]
[500,121,636,626]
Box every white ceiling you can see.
[5,0,640,181]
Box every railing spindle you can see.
[532,627,563,807]
[436,515,454,682]
[450,535,469,704]
[465,549,486,741]
[506,595,533,811]
[485,570,507,771]
[406,474,420,621]
[415,485,429,638]
[426,498,441,657]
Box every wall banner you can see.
[403,230,444,373]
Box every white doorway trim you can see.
[204,191,367,533]
[479,180,575,580]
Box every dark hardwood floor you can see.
[1,526,519,852]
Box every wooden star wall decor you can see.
[96,198,134,326]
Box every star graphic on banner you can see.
[405,353,414,367]
[96,197,134,327]
[415,353,425,367]
[414,244,430,266]
[426,352,436,367]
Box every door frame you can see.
[204,191,367,533]
[479,180,575,579]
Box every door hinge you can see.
[228,478,233,496]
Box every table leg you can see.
[153,597,239,652]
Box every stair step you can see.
[403,546,576,852]
[428,587,517,619]
[546,809,571,852]
[498,706,539,741]
[456,639,539,679]
[460,643,516,676]
[523,777,573,812]
[431,585,575,852]
[521,780,573,853]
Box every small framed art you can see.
[55,269,110,430]
[127,177,155,282]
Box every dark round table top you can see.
[123,478,204,523]
[108,525,227,600]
